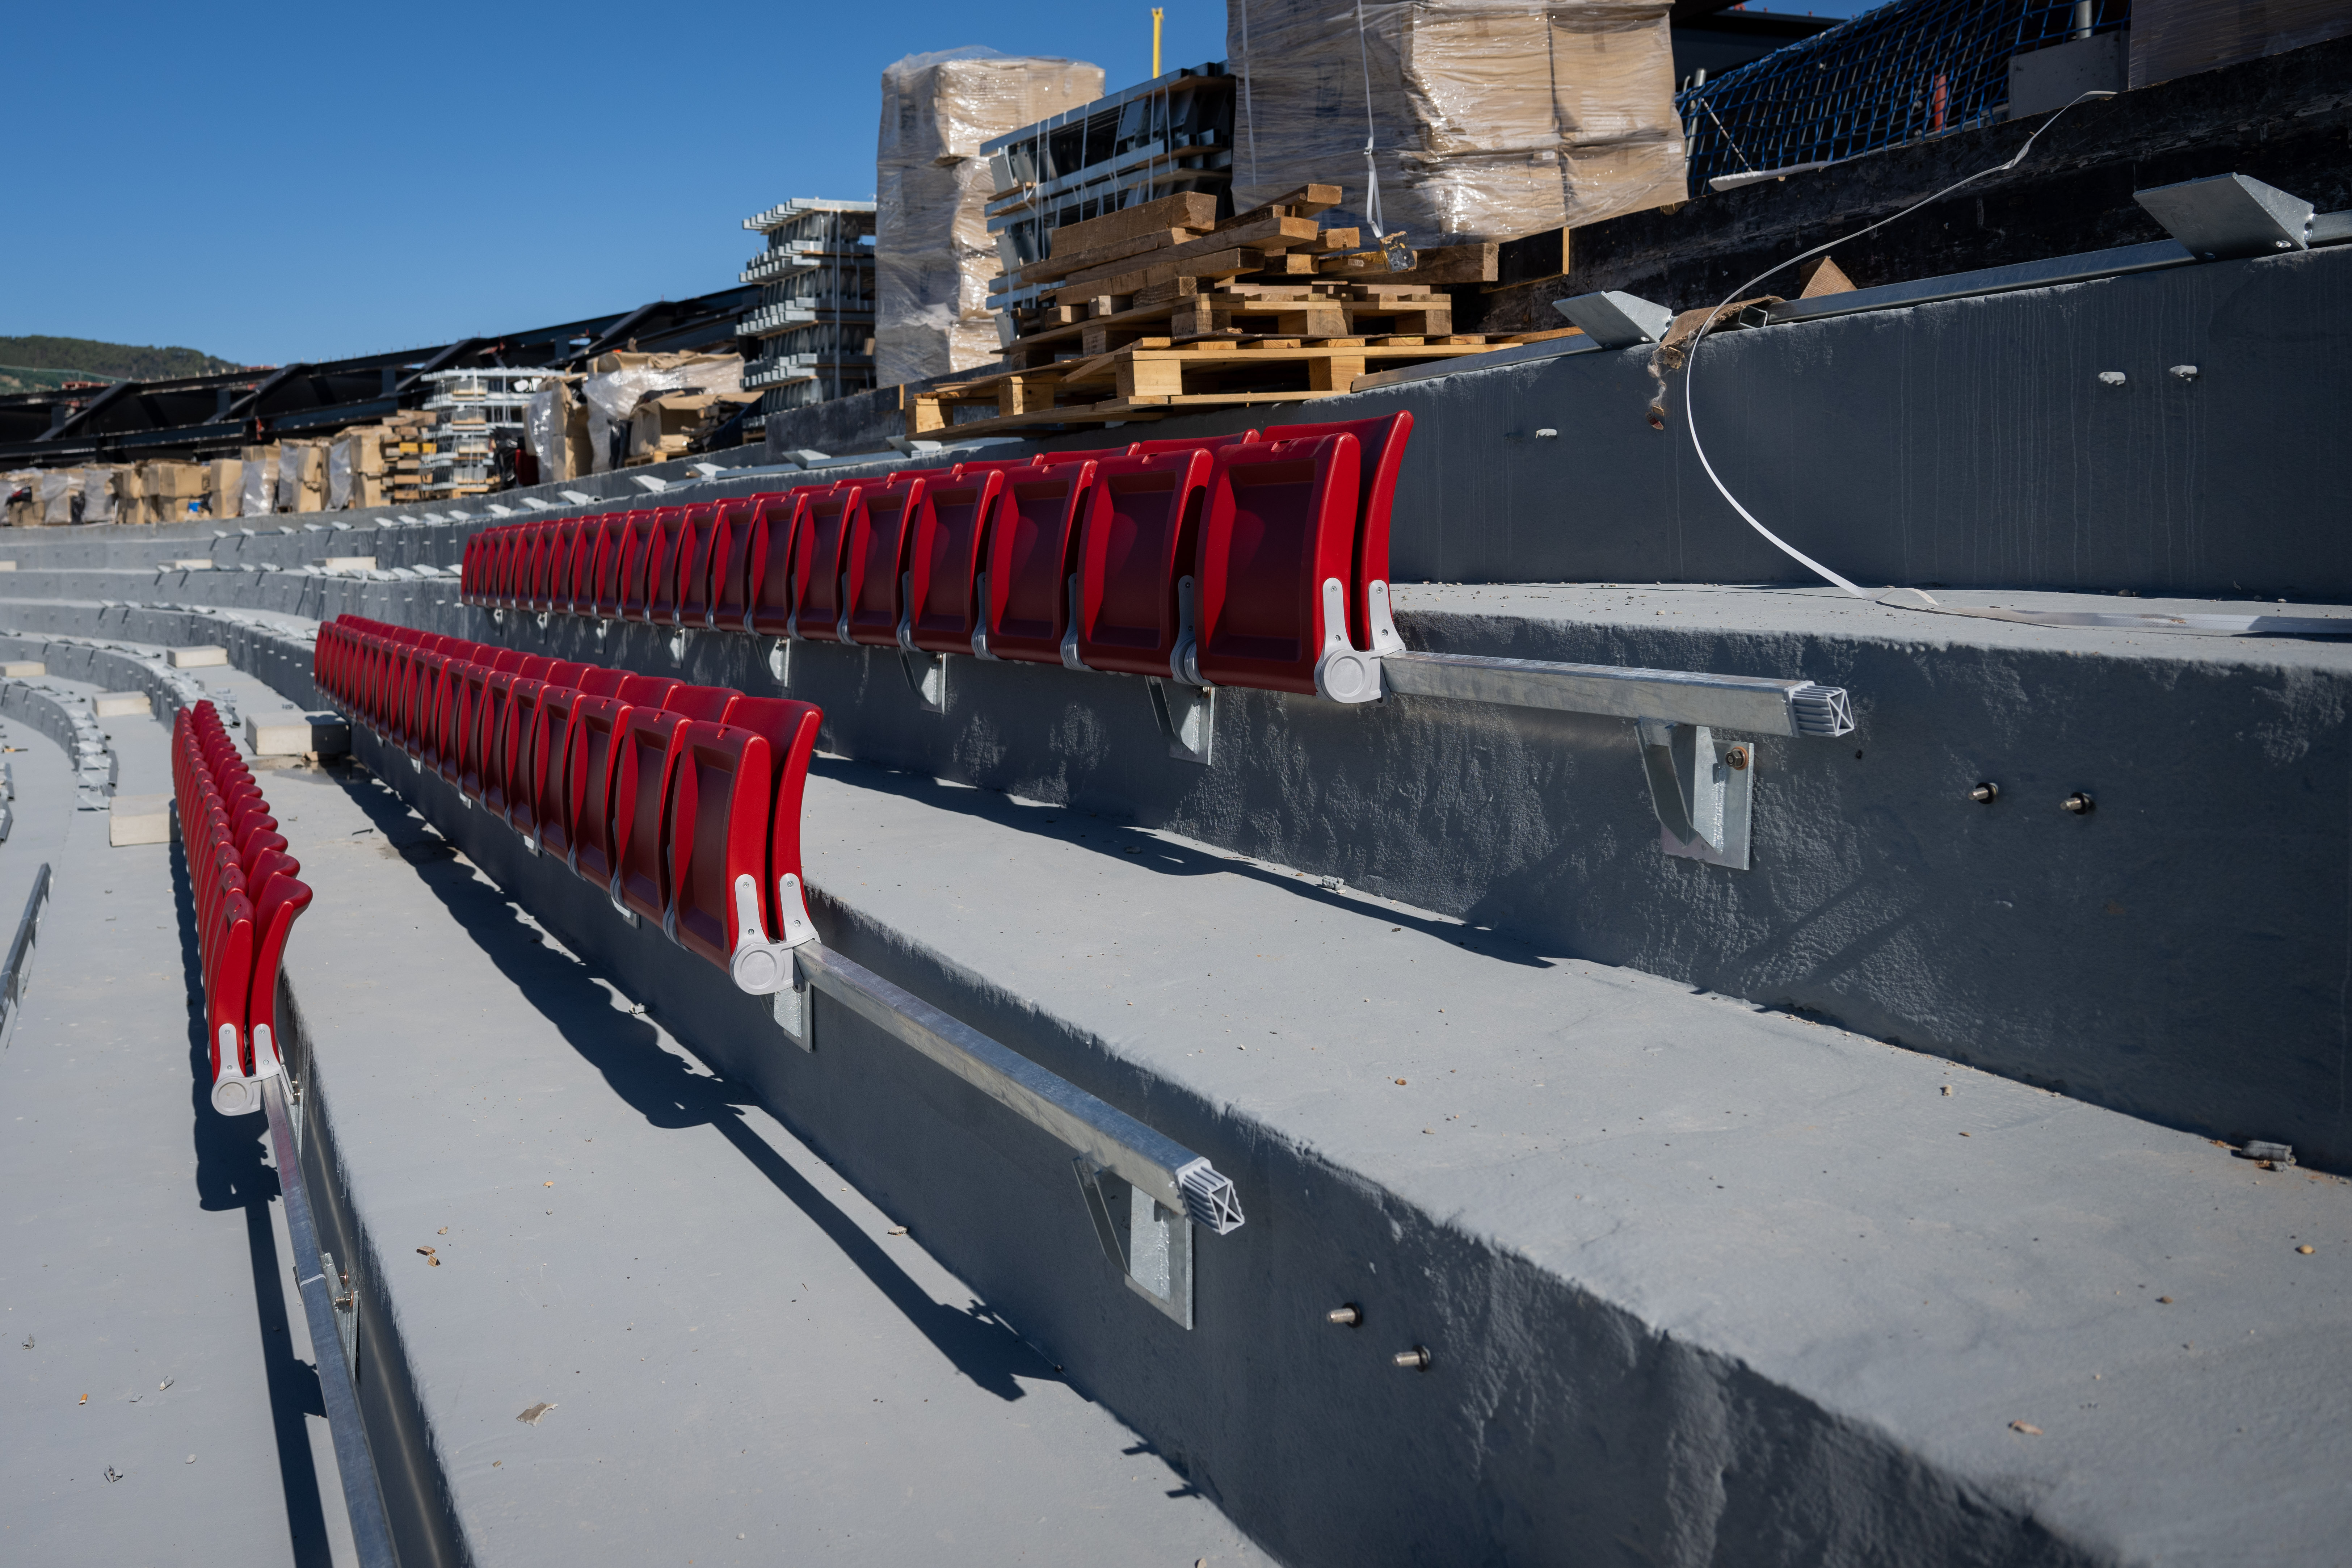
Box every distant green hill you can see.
[0,335,241,383]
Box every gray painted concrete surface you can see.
[236,722,1271,1565]
[0,671,354,1568]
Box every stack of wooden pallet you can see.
[910,185,1533,438]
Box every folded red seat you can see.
[979,460,1098,664]
[1254,411,1413,655]
[906,468,1007,655]
[1192,432,1375,700]
[665,694,824,991]
[791,483,870,643]
[746,489,819,637]
[1073,449,1215,677]
[846,473,942,648]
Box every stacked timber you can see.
[909,185,1522,438]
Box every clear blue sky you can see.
[0,0,1873,367]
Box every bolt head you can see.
[1726,746,1749,771]
[2062,791,2094,815]
[1970,782,1999,803]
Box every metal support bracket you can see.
[1075,1158,1195,1329]
[1637,720,1754,869]
[1060,575,1086,671]
[1145,678,1215,765]
[729,871,819,997]
[899,648,949,714]
[1312,577,1381,703]
[768,637,791,686]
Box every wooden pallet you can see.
[909,338,1506,438]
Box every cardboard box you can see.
[167,645,229,668]
[92,690,151,718]
[246,711,349,757]
[204,459,244,521]
[108,792,172,848]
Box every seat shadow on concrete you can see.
[329,769,1051,1404]
[810,756,1558,971]
[168,833,336,1568]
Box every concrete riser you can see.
[343,728,2099,1568]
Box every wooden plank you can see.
[1215,184,1343,231]
[1319,242,1498,284]
[1047,193,1221,259]
[1048,248,1262,306]
[1052,214,1321,292]
[1016,228,1206,287]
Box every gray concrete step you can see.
[0,669,353,1568]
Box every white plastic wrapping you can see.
[79,467,117,524]
[240,448,278,517]
[581,353,741,472]
[525,386,561,479]
[1228,0,1685,244]
[876,49,1103,387]
[329,438,354,509]
[39,469,80,524]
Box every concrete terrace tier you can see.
[1,612,2344,1564]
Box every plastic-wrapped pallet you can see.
[1227,0,1684,244]
[204,459,243,521]
[277,441,327,512]
[580,352,742,473]
[524,376,594,483]
[875,49,1103,387]
[39,468,80,525]
[78,466,118,524]
[240,445,279,517]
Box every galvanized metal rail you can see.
[261,1075,397,1568]
[1379,652,1853,737]
[0,862,52,1047]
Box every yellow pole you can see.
[1152,7,1164,77]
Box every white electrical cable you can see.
[1679,93,2118,602]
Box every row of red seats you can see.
[456,413,1410,702]
[174,701,312,1117]
[312,615,824,994]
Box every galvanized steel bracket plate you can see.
[1638,719,1755,870]
[1076,1157,1195,1330]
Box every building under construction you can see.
[3,5,2349,1566]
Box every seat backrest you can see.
[663,684,742,726]
[1074,449,1214,676]
[647,505,691,624]
[845,475,932,647]
[1035,448,1106,468]
[709,496,762,630]
[981,460,1097,664]
[746,488,816,637]
[502,677,550,837]
[1254,411,1412,647]
[679,502,725,625]
[589,515,628,618]
[908,468,1005,654]
[514,653,555,682]
[564,693,633,886]
[619,512,664,621]
[666,719,775,971]
[614,672,678,709]
[792,483,867,643]
[1194,433,1362,695]
[479,670,519,811]
[541,659,592,690]
[704,695,824,948]
[612,707,690,924]
[549,519,582,613]
[576,665,629,698]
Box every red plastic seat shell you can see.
[1073,450,1213,677]
[1193,434,1363,694]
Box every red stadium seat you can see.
[563,694,633,888]
[791,483,868,643]
[979,460,1097,664]
[1254,411,1412,653]
[1073,449,1214,677]
[708,497,761,630]
[906,468,1006,655]
[846,472,943,648]
[1192,432,1370,699]
[648,505,693,625]
[667,694,823,989]
[746,488,817,638]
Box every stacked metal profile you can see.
[418,368,555,499]
[739,200,878,427]
[1676,0,2133,194]
[981,64,1237,329]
